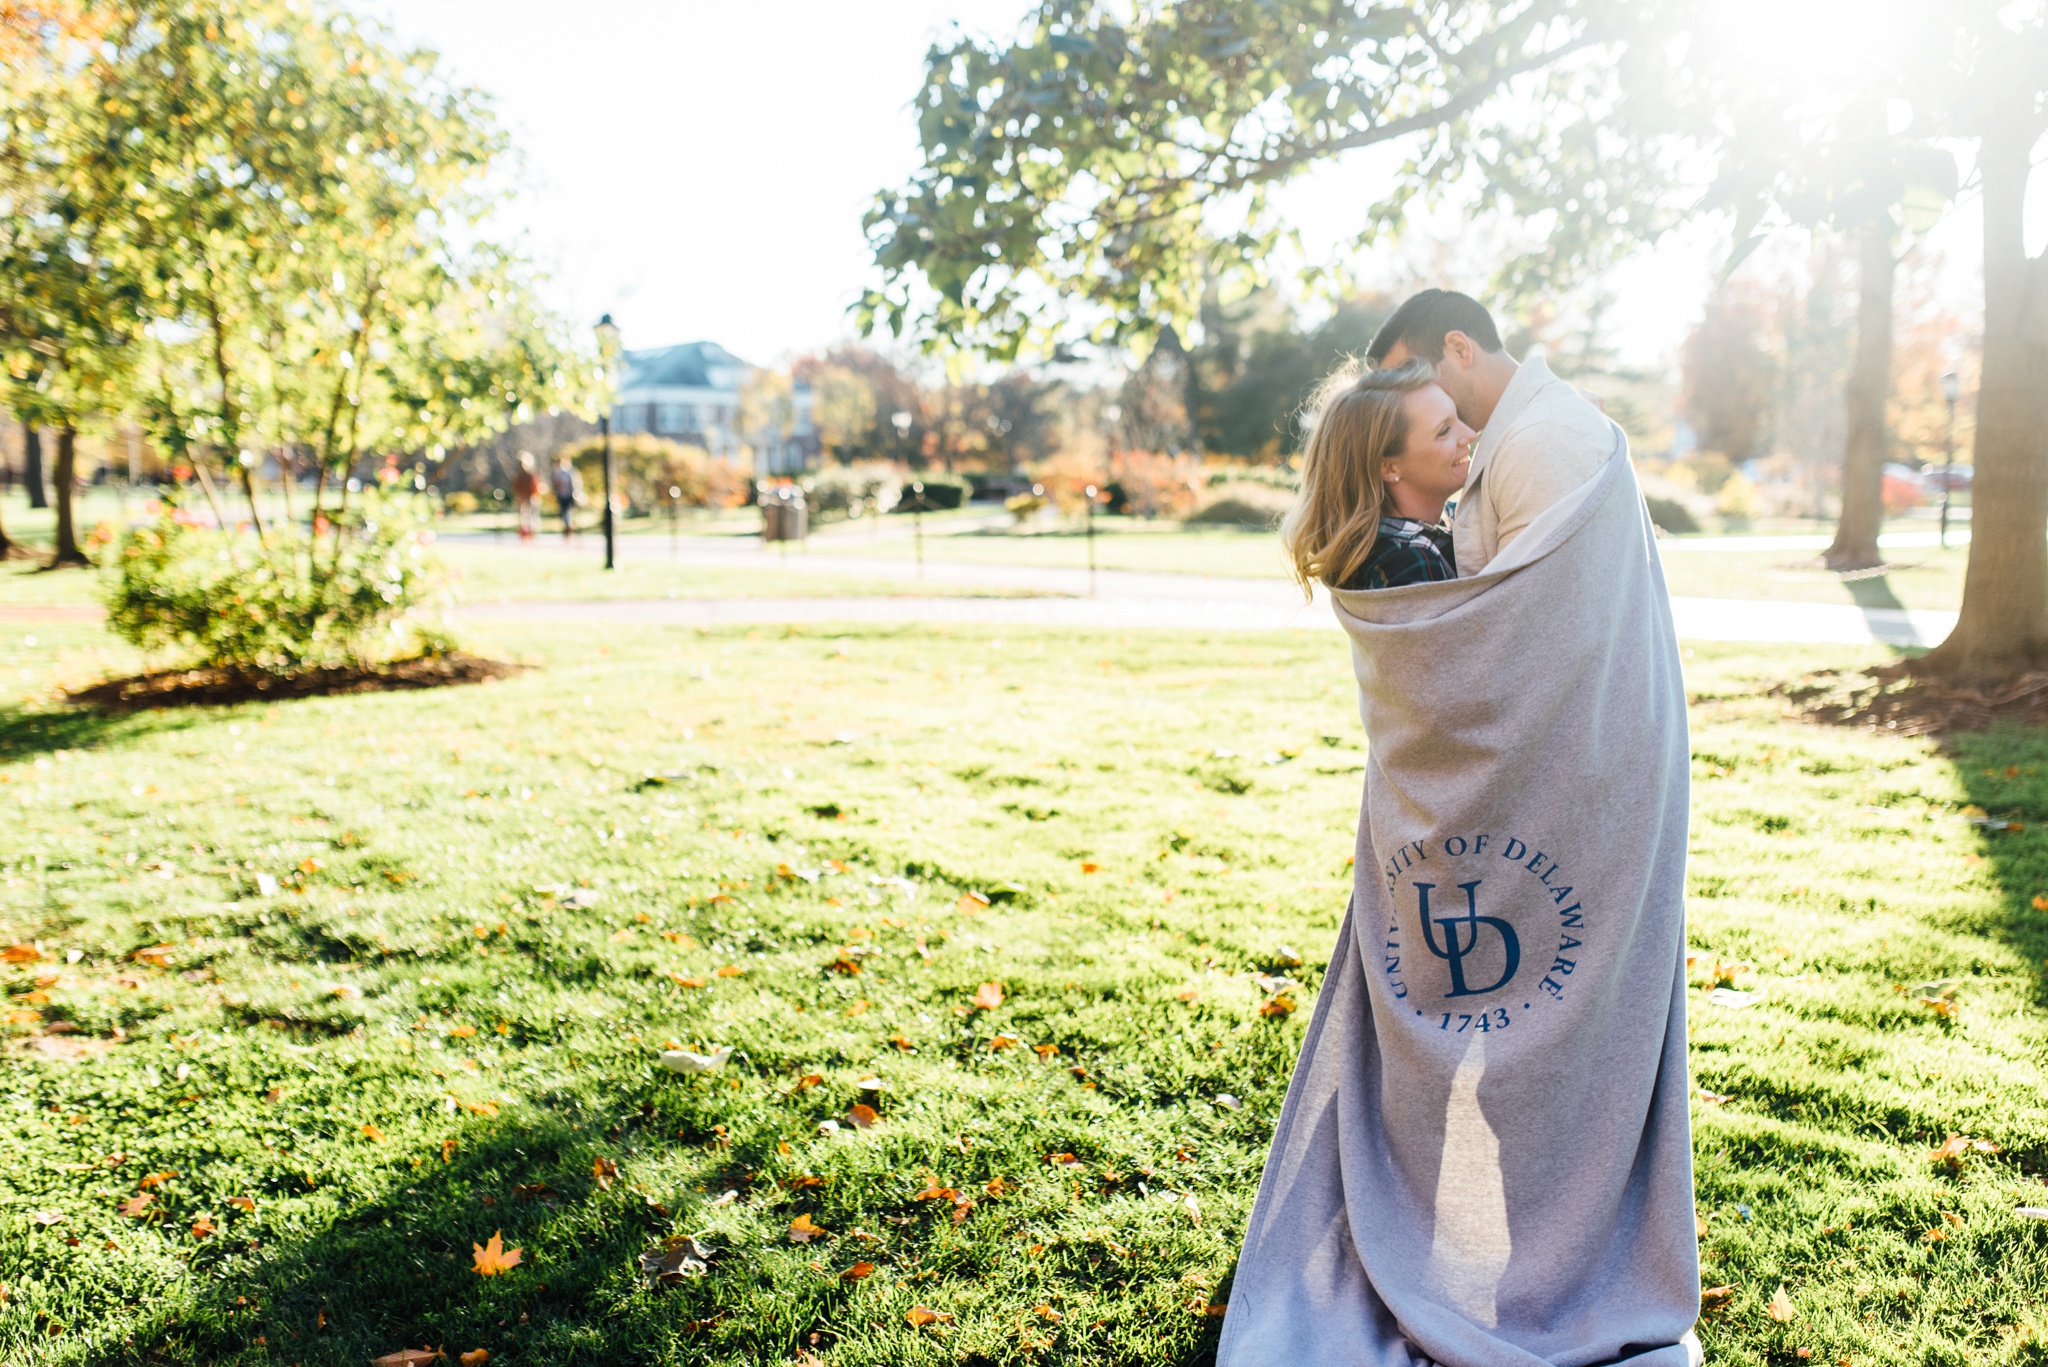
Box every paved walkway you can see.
[454,592,1958,648]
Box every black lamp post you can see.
[595,313,622,571]
[1938,370,1961,549]
[1084,483,1099,596]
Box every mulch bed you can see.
[66,653,522,711]
[1774,662,2048,738]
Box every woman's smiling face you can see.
[1383,383,1476,505]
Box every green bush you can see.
[803,463,901,522]
[1644,494,1702,535]
[105,492,452,673]
[890,474,969,512]
[1185,481,1295,528]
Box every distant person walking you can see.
[549,455,582,539]
[512,452,542,540]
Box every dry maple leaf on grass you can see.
[971,982,1004,1011]
[639,1234,715,1285]
[370,1351,439,1367]
[459,1352,490,1366]
[471,1231,523,1275]
[839,1261,875,1281]
[906,1306,954,1328]
[1699,1284,1735,1315]
[788,1213,828,1243]
[1766,1286,1795,1321]
[592,1157,618,1190]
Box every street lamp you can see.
[1084,483,1099,597]
[595,313,622,571]
[1939,370,1961,549]
[908,480,926,578]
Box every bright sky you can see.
[371,2,2005,374]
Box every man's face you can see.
[1383,334,1485,429]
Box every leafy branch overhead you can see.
[860,0,1689,357]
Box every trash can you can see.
[761,486,808,543]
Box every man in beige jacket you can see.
[1367,290,1611,577]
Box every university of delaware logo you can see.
[1377,833,1586,1034]
[1416,880,1519,998]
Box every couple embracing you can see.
[1218,291,1701,1367]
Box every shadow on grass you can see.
[88,1082,797,1367]
[0,703,206,764]
[1951,723,2048,1025]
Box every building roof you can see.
[619,342,748,391]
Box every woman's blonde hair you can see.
[1280,358,1438,593]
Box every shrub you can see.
[442,490,481,515]
[1644,494,1702,535]
[889,474,969,512]
[1203,463,1299,491]
[803,463,902,523]
[1715,473,1761,528]
[1185,481,1296,528]
[556,435,750,511]
[105,491,452,674]
[1105,450,1201,518]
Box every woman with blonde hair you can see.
[1282,358,1476,592]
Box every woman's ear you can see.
[1381,460,1401,485]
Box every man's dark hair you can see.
[1365,289,1505,365]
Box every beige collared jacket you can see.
[1450,354,1614,577]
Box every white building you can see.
[611,341,816,476]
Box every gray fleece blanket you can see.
[1217,435,1700,1367]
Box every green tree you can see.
[0,5,148,566]
[861,0,1681,359]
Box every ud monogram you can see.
[1415,879,1521,998]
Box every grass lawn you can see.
[1,617,2045,1366]
[1657,545,1969,613]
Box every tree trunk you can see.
[48,426,89,567]
[1917,122,2048,682]
[1823,222,1894,572]
[23,427,48,510]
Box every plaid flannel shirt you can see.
[1342,516,1457,590]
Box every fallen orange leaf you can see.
[226,1196,255,1212]
[361,1124,386,1142]
[846,999,869,1016]
[889,1033,916,1051]
[788,1073,825,1095]
[472,1230,523,1275]
[370,1351,438,1367]
[191,1215,216,1238]
[957,891,990,913]
[1080,862,1099,874]
[450,1025,476,1038]
[985,1176,1009,1197]
[1,944,40,963]
[839,1261,875,1282]
[443,1138,458,1164]
[593,1156,618,1190]
[1700,1284,1736,1314]
[847,1103,879,1129]
[1260,993,1297,1018]
[714,965,743,978]
[119,1194,152,1217]
[460,1351,490,1366]
[971,982,1004,1011]
[137,1171,177,1189]
[670,974,706,989]
[907,1305,954,1328]
[788,1213,828,1244]
[913,1185,960,1202]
